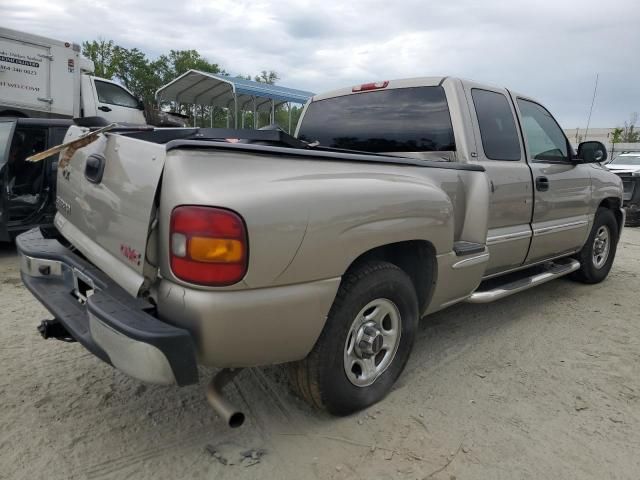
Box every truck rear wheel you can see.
[571,207,619,284]
[289,261,419,415]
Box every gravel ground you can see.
[1,229,639,480]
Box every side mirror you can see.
[577,141,607,163]
[137,99,146,111]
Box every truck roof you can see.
[312,76,447,102]
[311,75,537,102]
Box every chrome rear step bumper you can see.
[466,258,580,304]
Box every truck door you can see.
[5,124,48,223]
[88,77,146,124]
[512,96,591,264]
[0,119,16,241]
[463,83,533,276]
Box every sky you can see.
[2,0,639,128]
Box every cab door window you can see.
[95,80,140,109]
[517,99,569,162]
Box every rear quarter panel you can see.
[157,150,483,290]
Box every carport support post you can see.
[234,95,238,129]
[271,99,275,126]
[210,105,215,128]
[253,98,257,129]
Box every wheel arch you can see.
[598,197,623,234]
[343,240,437,315]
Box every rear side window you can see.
[95,80,139,108]
[297,86,455,153]
[471,89,521,161]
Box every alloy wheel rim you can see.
[592,225,610,269]
[343,298,402,387]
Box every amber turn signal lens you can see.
[189,237,243,263]
[170,206,248,286]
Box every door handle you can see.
[98,106,112,112]
[535,176,549,192]
[85,154,106,184]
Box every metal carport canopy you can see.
[155,69,314,109]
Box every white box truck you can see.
[0,27,146,124]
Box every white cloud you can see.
[1,0,639,126]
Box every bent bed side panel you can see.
[54,127,166,297]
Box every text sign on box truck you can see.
[0,38,51,111]
[0,27,85,118]
[1,27,145,124]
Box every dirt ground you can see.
[1,229,639,480]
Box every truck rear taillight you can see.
[170,206,248,286]
[352,81,389,92]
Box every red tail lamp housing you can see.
[170,206,248,286]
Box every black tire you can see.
[289,261,419,415]
[571,207,619,284]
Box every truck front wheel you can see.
[289,261,419,415]
[571,207,619,284]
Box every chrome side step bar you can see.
[466,259,580,304]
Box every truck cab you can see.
[0,117,72,241]
[80,75,146,124]
[0,26,145,125]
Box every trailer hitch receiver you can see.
[37,319,76,342]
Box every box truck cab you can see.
[0,27,145,125]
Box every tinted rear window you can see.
[297,86,455,153]
[471,89,521,161]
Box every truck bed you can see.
[122,127,485,171]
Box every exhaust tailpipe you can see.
[206,368,245,428]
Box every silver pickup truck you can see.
[18,76,623,426]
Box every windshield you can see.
[610,155,640,165]
[297,86,455,153]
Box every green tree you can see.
[111,47,161,103]
[81,39,288,128]
[610,127,623,144]
[167,50,222,77]
[254,70,279,84]
[81,39,119,78]
[622,113,640,143]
